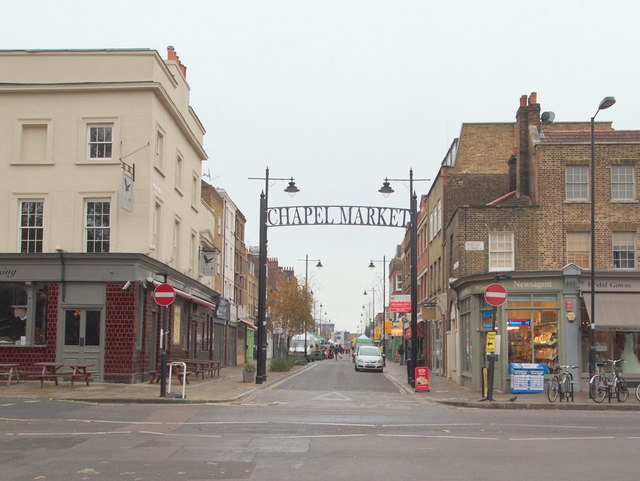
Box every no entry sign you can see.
[153,283,176,306]
[484,283,508,307]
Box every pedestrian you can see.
[397,343,405,365]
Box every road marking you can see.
[265,363,317,390]
[378,434,498,440]
[268,434,367,439]
[383,423,481,427]
[314,391,352,401]
[510,436,615,441]
[493,423,598,430]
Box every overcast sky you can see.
[3,1,639,333]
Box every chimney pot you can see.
[529,92,538,105]
[520,95,527,106]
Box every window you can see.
[489,232,514,271]
[85,200,111,253]
[506,295,559,371]
[613,232,636,269]
[459,297,472,372]
[175,154,184,193]
[566,165,589,201]
[153,201,162,258]
[191,173,199,207]
[566,232,590,268]
[611,165,635,201]
[88,125,113,160]
[154,131,164,169]
[19,200,44,253]
[395,274,403,292]
[172,218,181,266]
[0,283,47,345]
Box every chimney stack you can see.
[166,45,187,78]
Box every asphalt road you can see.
[1,357,639,480]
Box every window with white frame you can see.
[19,200,44,253]
[489,232,514,271]
[395,274,403,291]
[565,165,589,201]
[87,125,113,160]
[611,165,635,201]
[175,153,184,193]
[85,200,111,253]
[154,130,164,169]
[613,232,636,269]
[566,232,590,268]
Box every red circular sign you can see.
[153,283,176,306]
[484,283,508,306]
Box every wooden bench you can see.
[148,367,193,385]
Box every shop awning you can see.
[582,293,640,331]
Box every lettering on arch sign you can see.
[266,205,411,228]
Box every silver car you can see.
[354,346,383,372]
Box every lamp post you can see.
[363,288,377,337]
[298,255,323,359]
[379,170,429,388]
[249,168,299,384]
[589,96,616,384]
[368,256,387,365]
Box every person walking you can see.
[397,343,405,365]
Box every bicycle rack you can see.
[167,361,187,399]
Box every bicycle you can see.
[636,381,640,402]
[547,364,577,402]
[589,359,629,403]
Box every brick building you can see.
[440,93,640,392]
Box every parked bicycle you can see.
[589,359,629,403]
[636,381,640,402]
[547,364,578,402]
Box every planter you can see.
[243,371,255,383]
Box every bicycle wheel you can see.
[590,375,607,403]
[636,383,640,402]
[547,376,560,402]
[617,377,629,402]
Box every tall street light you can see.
[363,287,377,337]
[379,169,429,388]
[298,255,323,360]
[249,168,299,384]
[369,256,387,365]
[589,96,616,383]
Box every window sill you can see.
[611,200,639,204]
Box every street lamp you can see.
[363,288,377,337]
[249,168,300,384]
[589,96,616,383]
[298,255,323,359]
[379,170,429,387]
[369,256,387,365]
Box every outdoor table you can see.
[178,359,221,380]
[32,362,95,388]
[0,363,20,385]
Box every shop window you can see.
[585,329,640,375]
[0,283,47,345]
[506,295,558,371]
[459,297,472,372]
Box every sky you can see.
[3,1,640,333]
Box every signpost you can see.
[483,283,508,401]
[153,280,174,397]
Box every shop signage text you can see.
[0,268,17,279]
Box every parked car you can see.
[354,346,383,372]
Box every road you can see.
[1,357,639,480]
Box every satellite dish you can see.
[541,111,555,124]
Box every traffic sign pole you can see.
[483,283,508,402]
[154,275,171,397]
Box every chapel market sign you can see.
[266,205,410,228]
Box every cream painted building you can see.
[0,48,224,381]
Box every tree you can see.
[267,277,313,333]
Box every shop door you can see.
[61,309,103,377]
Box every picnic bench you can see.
[29,362,97,388]
[0,363,20,385]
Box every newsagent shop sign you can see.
[266,205,411,228]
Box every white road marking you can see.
[510,436,615,441]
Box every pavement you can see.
[1,359,639,410]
